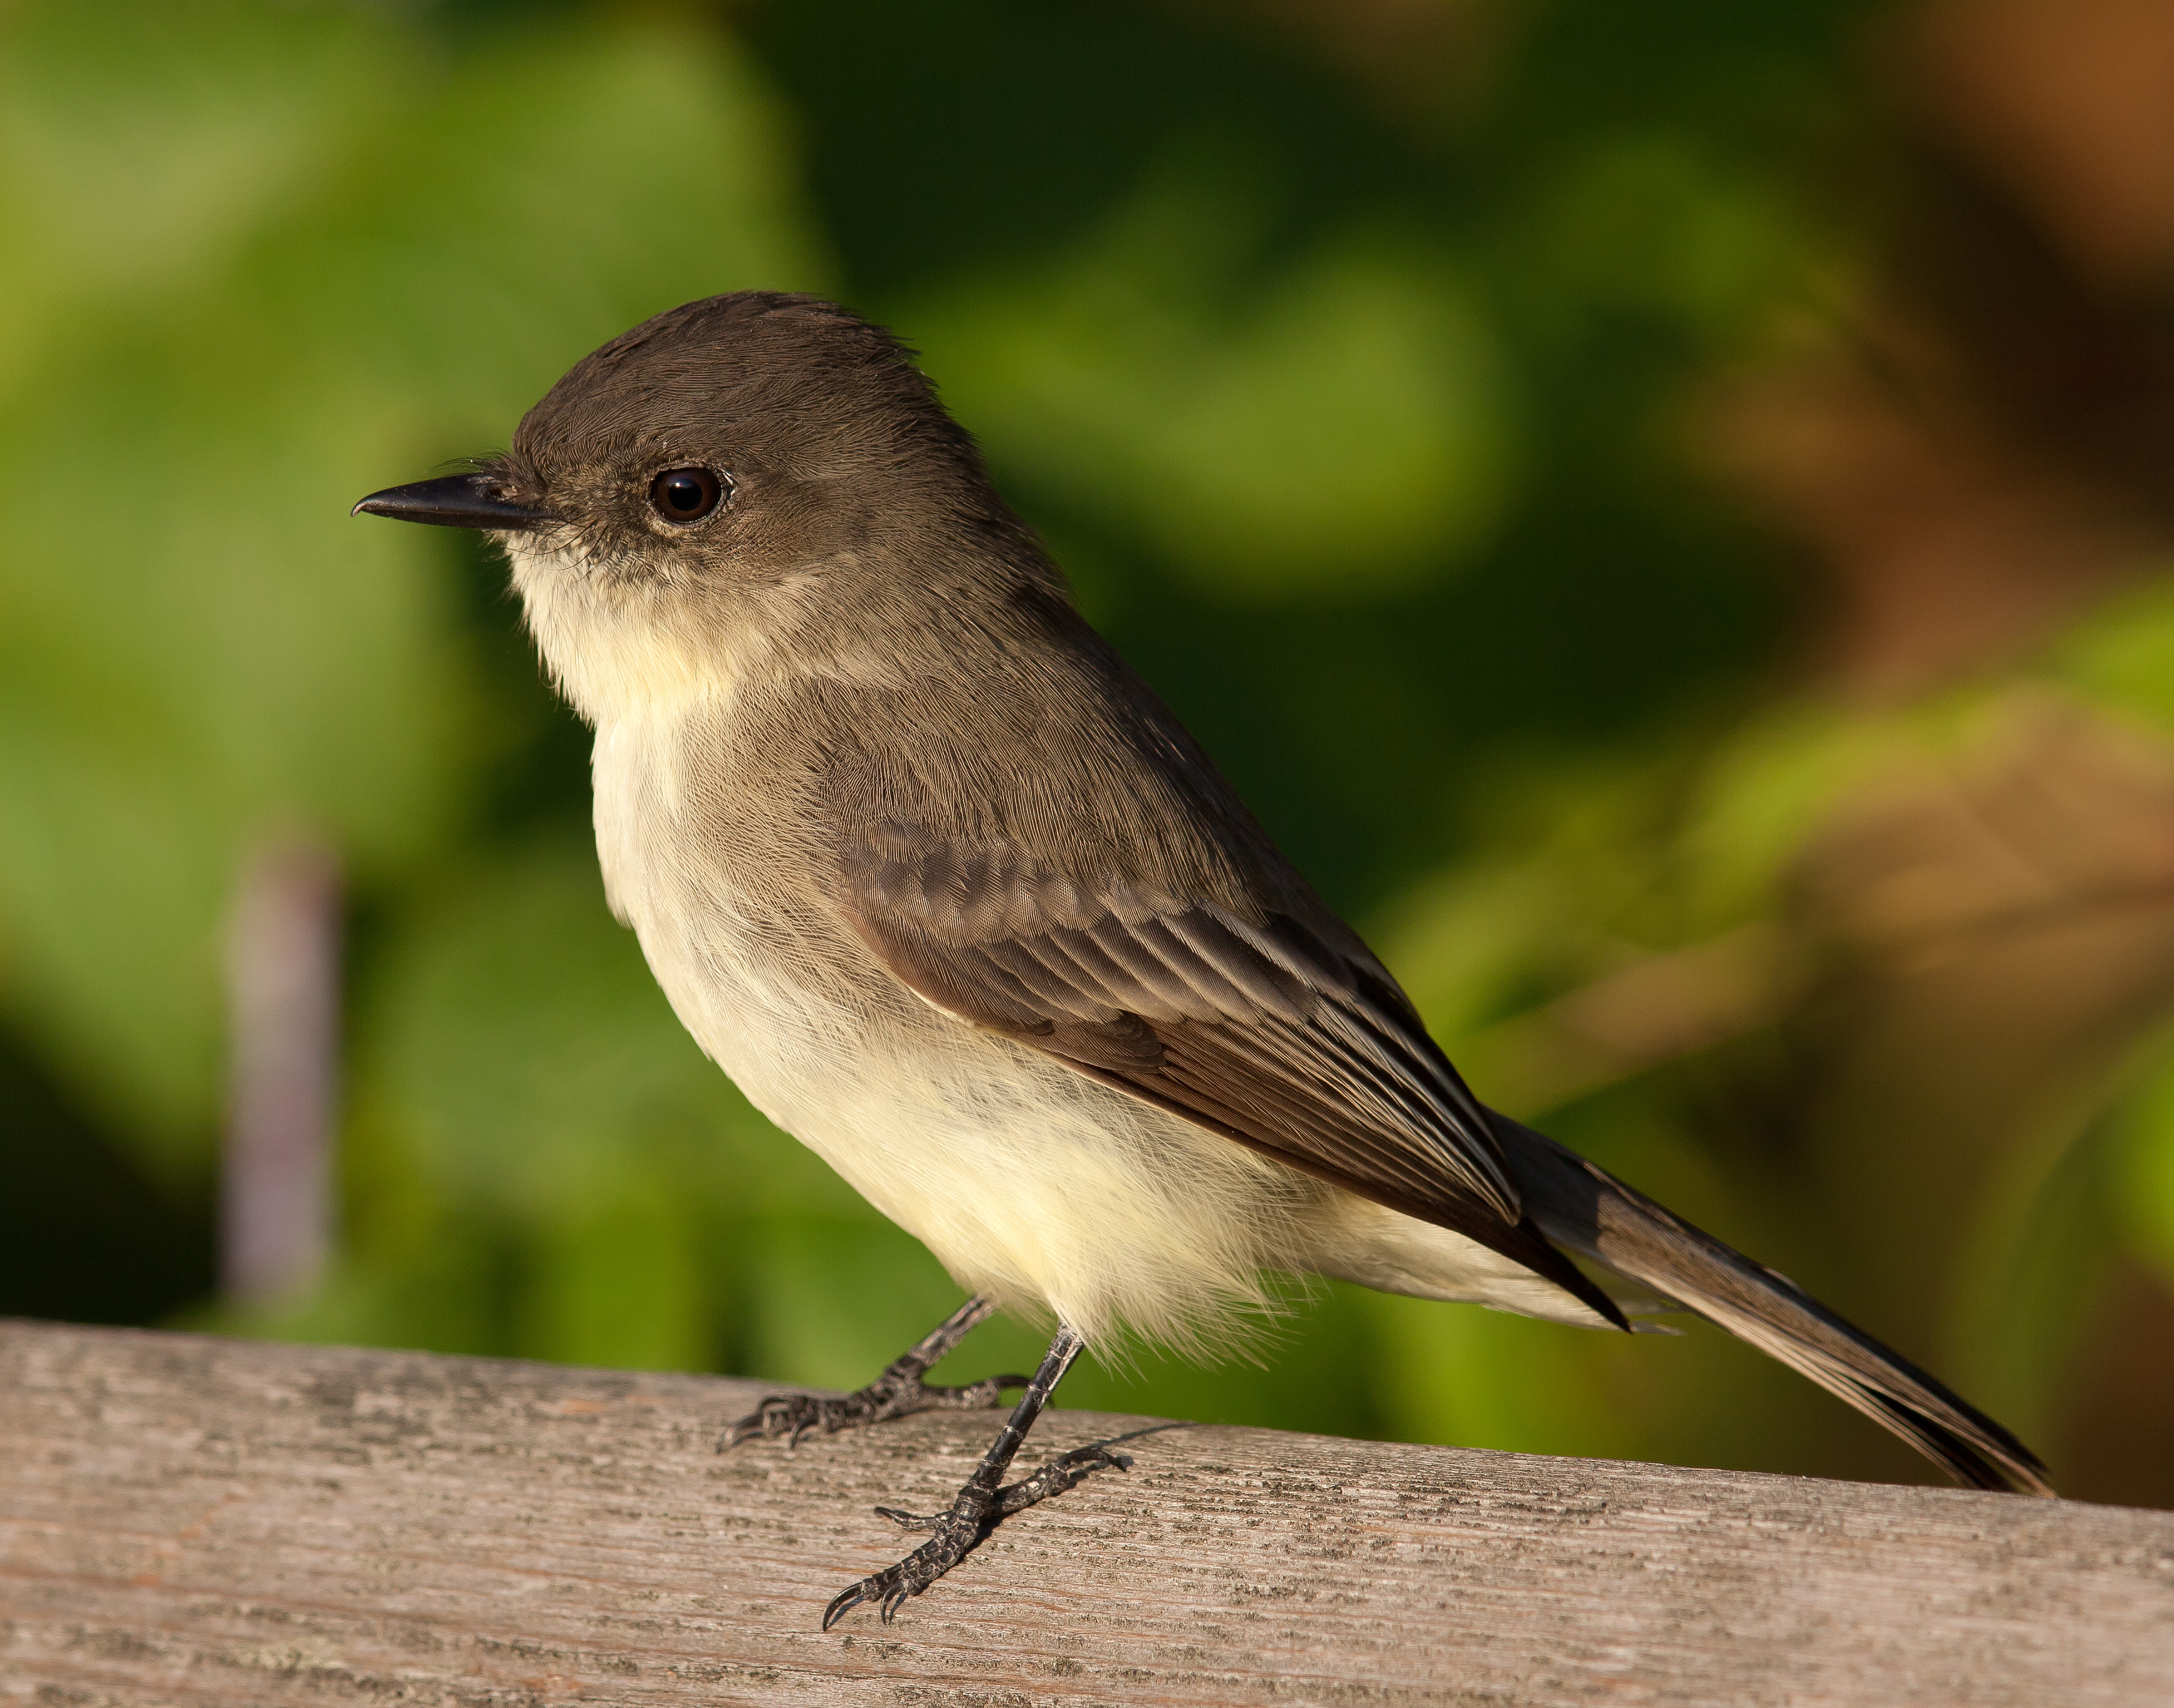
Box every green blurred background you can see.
[6,0,2174,1506]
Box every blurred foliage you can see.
[4,0,2173,1506]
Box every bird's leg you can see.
[823,1323,1126,1628]
[718,1295,1029,1449]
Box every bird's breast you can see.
[586,705,896,1131]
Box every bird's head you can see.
[354,292,1016,725]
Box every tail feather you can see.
[1492,1111,2054,1497]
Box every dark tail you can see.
[1493,1111,2054,1497]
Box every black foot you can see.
[824,1444,1129,1628]
[720,1360,1030,1450]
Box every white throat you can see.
[503,532,772,729]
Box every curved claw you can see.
[821,1558,931,1628]
[875,1504,939,1532]
[822,1579,878,1631]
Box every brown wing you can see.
[834,817,1625,1326]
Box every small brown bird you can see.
[356,292,2051,1628]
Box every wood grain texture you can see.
[1,1320,2168,1707]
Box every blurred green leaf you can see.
[0,0,386,359]
[1507,132,1824,347]
[908,172,1516,600]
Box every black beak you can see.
[351,473,554,531]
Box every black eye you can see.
[649,466,725,524]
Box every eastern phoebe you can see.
[355,293,2049,1628]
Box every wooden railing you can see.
[3,1319,2168,1704]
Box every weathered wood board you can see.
[1,1320,2168,1705]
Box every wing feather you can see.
[834,824,1626,1326]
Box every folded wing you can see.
[834,817,1626,1329]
